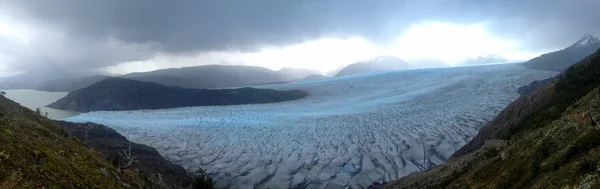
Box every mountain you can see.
[523,34,600,71]
[47,77,307,112]
[384,48,600,188]
[276,68,322,81]
[335,56,411,77]
[35,75,111,92]
[458,55,508,66]
[303,74,328,81]
[0,70,109,90]
[0,94,184,188]
[123,65,287,89]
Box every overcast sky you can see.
[0,0,599,76]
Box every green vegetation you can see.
[515,51,600,135]
[445,88,600,188]
[0,95,181,188]
[192,168,215,189]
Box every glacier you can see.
[66,64,557,189]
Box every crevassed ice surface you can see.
[66,64,557,189]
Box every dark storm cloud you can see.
[0,0,599,72]
[4,0,412,52]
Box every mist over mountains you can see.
[1,34,598,92]
[335,56,411,77]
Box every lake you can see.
[0,89,80,120]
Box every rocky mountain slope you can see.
[0,95,181,188]
[47,77,307,112]
[523,34,600,71]
[54,121,193,186]
[384,48,600,188]
[335,56,411,77]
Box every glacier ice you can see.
[66,64,557,189]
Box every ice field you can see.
[66,64,557,189]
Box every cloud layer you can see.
[0,0,599,75]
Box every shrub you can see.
[192,168,215,189]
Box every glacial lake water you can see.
[0,89,80,120]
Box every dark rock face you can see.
[517,76,557,96]
[54,121,193,187]
[47,77,307,112]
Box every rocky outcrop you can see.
[54,121,193,186]
[47,77,307,112]
[516,76,556,95]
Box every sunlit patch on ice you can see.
[67,64,557,189]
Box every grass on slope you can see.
[447,88,600,188]
[0,96,178,188]
[514,50,600,135]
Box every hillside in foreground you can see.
[47,77,307,112]
[384,48,600,188]
[0,94,181,188]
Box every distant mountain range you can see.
[458,55,508,66]
[0,69,107,90]
[523,34,600,71]
[303,74,329,81]
[122,65,287,89]
[8,34,600,92]
[335,56,411,77]
[35,75,112,92]
[276,68,322,81]
[409,59,451,69]
[47,77,307,112]
[28,65,298,92]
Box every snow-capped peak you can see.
[571,34,600,48]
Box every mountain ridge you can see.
[523,34,600,71]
